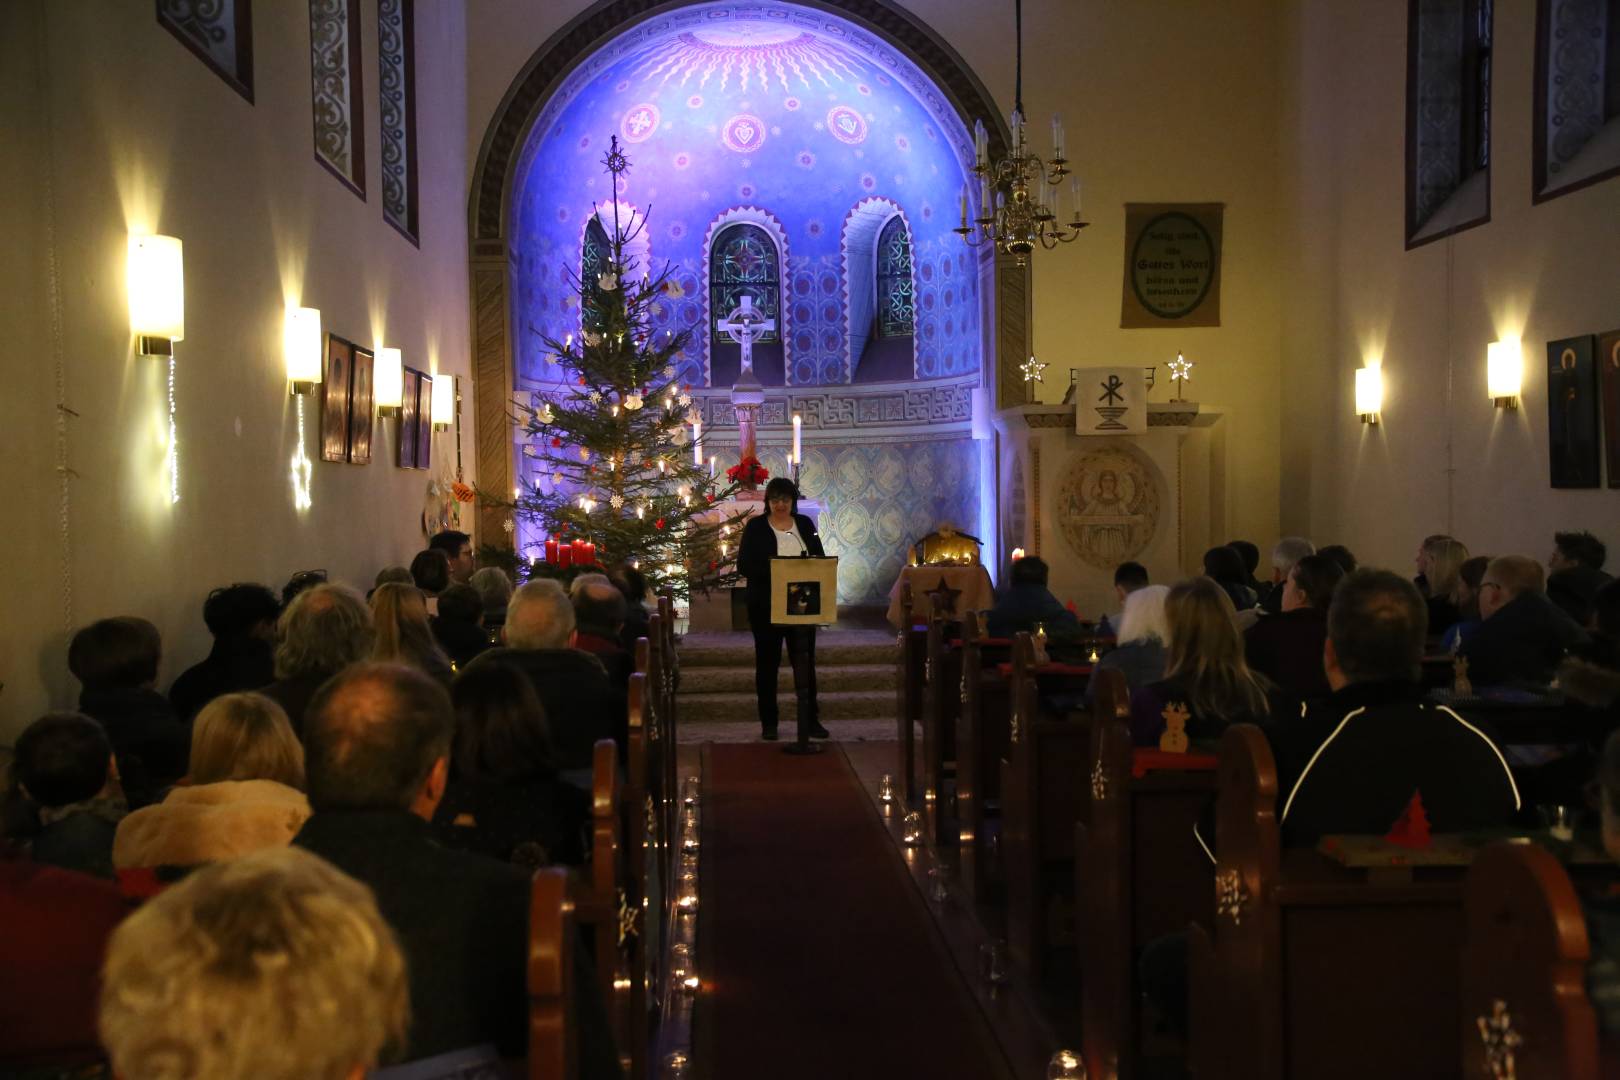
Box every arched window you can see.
[708,224,784,386]
[876,216,915,339]
[580,218,612,332]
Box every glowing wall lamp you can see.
[375,347,404,416]
[430,372,455,430]
[284,306,323,394]
[1487,338,1522,409]
[128,234,184,356]
[1355,365,1383,425]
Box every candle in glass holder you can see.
[878,774,896,804]
[901,811,923,846]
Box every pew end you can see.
[528,866,578,1080]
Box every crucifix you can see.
[716,294,776,490]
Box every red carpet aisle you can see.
[694,743,1014,1080]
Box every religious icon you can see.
[1057,444,1161,571]
[1546,335,1600,488]
[1598,329,1620,488]
[348,345,374,465]
[321,335,352,464]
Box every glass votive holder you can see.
[681,835,700,853]
[901,810,923,846]
[669,942,691,981]
[878,773,896,804]
[979,938,1008,985]
[928,867,950,905]
[1542,804,1578,842]
[664,1050,690,1077]
[1047,1049,1087,1079]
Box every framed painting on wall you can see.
[414,373,433,472]
[321,335,353,463]
[348,345,374,464]
[1599,329,1620,489]
[399,368,421,468]
[1547,335,1601,489]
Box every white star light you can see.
[1021,355,1048,382]
[610,493,625,509]
[1169,351,1193,384]
[589,390,602,405]
[678,392,692,407]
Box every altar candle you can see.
[557,546,572,569]
[792,413,802,465]
[545,539,559,564]
[692,418,703,465]
[973,119,987,168]
[709,454,717,478]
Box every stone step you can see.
[674,689,897,724]
[678,663,898,694]
[677,629,897,668]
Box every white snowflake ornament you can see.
[678,393,691,407]
[588,390,602,405]
[583,331,602,348]
[663,364,676,378]
[610,494,625,510]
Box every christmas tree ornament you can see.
[538,402,555,424]
[599,272,619,291]
[623,392,644,411]
[678,392,692,407]
[610,493,625,510]
[583,331,602,348]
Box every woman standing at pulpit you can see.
[737,477,828,742]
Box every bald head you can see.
[302,663,452,813]
[1480,555,1546,620]
[506,580,575,650]
[574,580,628,635]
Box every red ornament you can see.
[706,493,715,502]
[709,561,718,571]
[578,377,587,386]
[550,437,562,448]
[655,517,666,530]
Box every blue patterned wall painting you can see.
[509,3,980,392]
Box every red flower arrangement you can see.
[726,456,769,485]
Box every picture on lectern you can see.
[787,581,820,616]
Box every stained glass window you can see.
[1405,0,1493,243]
[876,216,914,339]
[709,225,779,345]
[582,218,611,294]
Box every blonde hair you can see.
[99,846,408,1080]
[370,582,451,675]
[1164,577,1272,721]
[188,692,305,789]
[1115,584,1171,646]
[1424,537,1470,599]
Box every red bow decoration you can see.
[725,456,769,484]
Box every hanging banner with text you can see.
[1120,203,1223,329]
[1074,367,1147,436]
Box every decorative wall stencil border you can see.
[310,0,366,197]
[158,0,254,102]
[1023,409,1201,429]
[699,206,793,386]
[689,378,975,430]
[378,0,418,242]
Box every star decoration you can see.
[583,332,602,348]
[663,364,676,378]
[610,493,625,510]
[1021,355,1048,382]
[1169,351,1193,384]
[601,136,631,177]
[1476,1000,1523,1080]
[923,574,963,615]
[502,517,516,534]
[678,393,692,407]
[588,390,602,405]
[579,447,591,461]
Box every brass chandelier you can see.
[955,0,1087,266]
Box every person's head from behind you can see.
[1165,578,1269,719]
[611,564,650,608]
[68,616,161,692]
[409,549,451,596]
[428,529,475,584]
[1113,561,1149,605]
[1423,537,1470,600]
[1325,569,1427,689]
[469,566,514,622]
[301,663,453,818]
[1226,541,1260,581]
[1415,533,1453,578]
[1551,530,1607,573]
[450,661,556,782]
[369,582,444,670]
[436,583,483,627]
[764,476,798,515]
[1451,555,1491,611]
[282,569,329,608]
[1010,555,1050,589]
[1115,584,1170,647]
[14,713,114,810]
[505,579,576,650]
[1269,537,1315,584]
[1317,544,1357,575]
[1201,546,1247,587]
[202,584,281,644]
[574,579,628,636]
[99,845,408,1080]
[1282,554,1344,613]
[275,583,375,681]
[188,692,304,789]
[373,566,414,591]
[1478,555,1545,621]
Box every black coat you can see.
[985,583,1078,639]
[167,637,275,722]
[736,512,825,623]
[260,670,338,736]
[294,809,619,1076]
[432,774,590,868]
[1244,607,1331,702]
[77,687,188,809]
[1459,591,1590,687]
[465,647,624,771]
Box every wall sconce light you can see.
[128,234,185,356]
[375,347,404,416]
[1354,365,1382,424]
[430,373,454,429]
[1487,338,1522,409]
[284,307,323,395]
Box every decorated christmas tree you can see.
[498,137,752,597]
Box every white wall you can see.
[0,1,472,740]
[1279,0,1620,572]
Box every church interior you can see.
[5,0,1620,1077]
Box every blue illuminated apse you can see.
[509,3,987,601]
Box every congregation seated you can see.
[113,691,310,872]
[1439,553,1490,653]
[1243,552,1343,701]
[1458,554,1589,687]
[1416,534,1469,638]
[370,581,455,686]
[1547,528,1612,627]
[262,582,375,733]
[1097,560,1149,636]
[0,841,130,1074]
[428,528,477,586]
[167,582,279,722]
[610,564,654,654]
[430,583,494,668]
[9,713,124,879]
[1317,542,1357,574]
[433,661,589,868]
[1201,546,1258,612]
[1268,568,1520,846]
[571,573,635,689]
[1130,576,1279,746]
[371,564,414,599]
[1257,535,1313,615]
[1085,583,1167,705]
[99,845,408,1080]
[986,555,1077,639]
[68,616,188,808]
[470,565,513,638]
[409,548,451,604]
[1226,539,1265,601]
[468,579,624,771]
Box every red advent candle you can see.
[557,546,572,569]
[571,539,586,564]
[581,542,596,565]
[545,539,559,564]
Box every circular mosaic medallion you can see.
[827,106,868,145]
[621,104,660,142]
[1056,441,1163,571]
[722,114,768,153]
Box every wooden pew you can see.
[956,611,1010,907]
[635,633,670,892]
[1460,842,1605,1080]
[619,672,656,1080]
[575,740,627,1031]
[896,580,926,804]
[1076,667,1217,1080]
[1188,724,1470,1080]
[920,593,963,846]
[528,866,577,1080]
[1000,631,1093,982]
